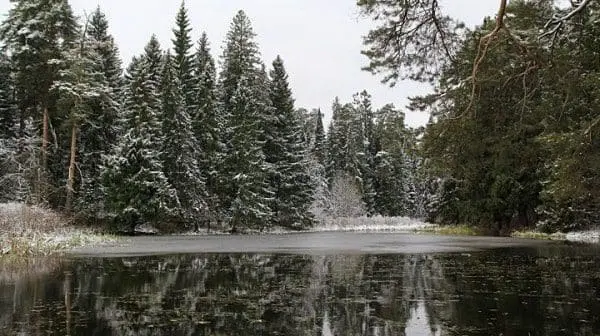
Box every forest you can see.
[0,0,598,235]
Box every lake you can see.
[1,233,599,335]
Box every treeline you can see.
[0,1,422,233]
[360,0,600,233]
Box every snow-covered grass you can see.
[419,224,483,236]
[0,202,117,257]
[311,216,436,233]
[512,229,600,244]
[565,230,600,244]
[511,230,567,240]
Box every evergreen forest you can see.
[0,0,597,235]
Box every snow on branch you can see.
[541,0,593,41]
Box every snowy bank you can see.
[313,216,435,233]
[565,230,600,244]
[0,203,116,256]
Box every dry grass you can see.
[511,230,567,241]
[419,224,484,236]
[0,203,116,257]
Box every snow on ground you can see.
[311,216,435,233]
[565,230,600,244]
[0,202,116,256]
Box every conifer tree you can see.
[159,52,206,229]
[219,10,273,230]
[102,40,174,232]
[0,0,78,203]
[0,0,78,173]
[77,7,123,216]
[313,108,326,164]
[0,50,16,140]
[52,18,112,212]
[267,56,314,229]
[352,90,378,215]
[228,76,273,231]
[192,32,223,219]
[171,1,194,107]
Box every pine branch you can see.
[541,0,593,42]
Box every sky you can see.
[0,0,500,128]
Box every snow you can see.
[565,230,600,244]
[312,216,435,233]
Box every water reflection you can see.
[1,245,599,335]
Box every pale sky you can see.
[0,0,500,128]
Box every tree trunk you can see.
[42,105,49,170]
[65,123,77,213]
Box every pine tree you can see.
[192,32,223,222]
[218,10,273,230]
[372,104,412,216]
[102,40,174,233]
[0,49,18,201]
[313,108,326,164]
[0,50,16,140]
[267,56,314,229]
[307,107,330,221]
[228,75,273,231]
[171,1,194,108]
[352,90,378,215]
[52,18,112,212]
[159,52,206,229]
[77,7,123,216]
[219,10,262,113]
[0,0,77,172]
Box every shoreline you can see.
[2,202,598,259]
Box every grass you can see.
[417,224,483,236]
[0,202,117,257]
[510,230,567,241]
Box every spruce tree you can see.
[352,90,378,215]
[171,1,194,107]
[267,56,314,229]
[219,10,273,231]
[102,40,174,232]
[0,49,18,201]
[228,75,273,231]
[192,32,223,220]
[77,7,123,216]
[0,0,77,156]
[52,19,112,212]
[307,107,329,221]
[0,0,78,203]
[159,52,206,229]
[313,108,326,164]
[0,50,16,140]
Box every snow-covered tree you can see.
[73,8,123,216]
[329,172,366,218]
[159,52,206,229]
[218,10,274,230]
[171,1,194,108]
[0,0,77,174]
[52,17,113,212]
[352,90,378,215]
[0,50,16,140]
[267,56,314,229]
[102,39,175,232]
[313,108,326,164]
[227,75,273,231]
[191,32,223,222]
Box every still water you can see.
[1,243,599,335]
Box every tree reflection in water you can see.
[1,245,599,335]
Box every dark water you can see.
[1,245,600,335]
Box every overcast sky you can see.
[1,0,499,128]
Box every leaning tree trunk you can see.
[65,123,78,213]
[42,105,49,170]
